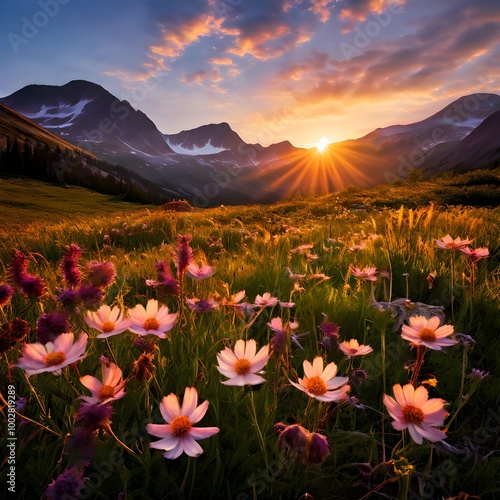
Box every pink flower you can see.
[216,339,270,386]
[15,333,88,375]
[435,235,473,250]
[176,234,193,276]
[254,292,278,308]
[60,244,82,287]
[349,265,378,282]
[290,244,313,254]
[80,359,126,405]
[289,357,349,402]
[383,383,447,444]
[146,387,219,459]
[459,247,489,263]
[401,315,457,351]
[84,304,131,339]
[128,300,177,338]
[222,290,246,307]
[338,339,373,358]
[0,284,14,307]
[86,261,116,288]
[185,263,215,280]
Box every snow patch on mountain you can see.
[24,99,93,123]
[166,138,227,156]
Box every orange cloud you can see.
[339,0,406,22]
[210,57,233,65]
[181,68,223,85]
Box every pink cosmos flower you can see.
[254,292,279,308]
[339,339,373,358]
[15,333,88,375]
[84,304,131,339]
[349,265,378,282]
[279,301,295,308]
[290,244,313,254]
[289,357,349,402]
[222,290,246,307]
[216,339,270,386]
[459,247,489,263]
[146,387,219,459]
[383,383,447,444]
[286,267,306,281]
[128,299,177,338]
[80,359,126,405]
[435,235,473,250]
[185,262,216,280]
[401,315,457,351]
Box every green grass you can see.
[0,174,499,499]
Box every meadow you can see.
[0,172,499,499]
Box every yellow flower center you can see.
[101,321,116,333]
[419,328,437,342]
[98,384,115,400]
[170,416,192,437]
[44,351,66,367]
[306,376,328,396]
[234,358,251,375]
[143,317,160,331]
[402,404,424,424]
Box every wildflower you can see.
[306,432,330,465]
[149,262,179,296]
[459,247,489,263]
[319,314,340,350]
[286,267,306,282]
[19,276,45,298]
[435,235,473,250]
[132,353,155,381]
[290,357,349,402]
[0,284,14,307]
[383,383,447,444]
[133,337,157,353]
[290,244,313,254]
[37,312,70,343]
[128,299,177,338]
[268,317,294,356]
[279,301,295,308]
[276,423,330,465]
[15,332,88,375]
[55,288,79,308]
[146,387,219,459]
[86,261,116,288]
[254,292,278,308]
[9,250,46,298]
[350,369,369,385]
[176,234,193,275]
[0,319,30,353]
[84,304,131,339]
[338,339,373,358]
[45,466,86,500]
[469,368,490,380]
[401,315,457,351]
[75,402,113,430]
[185,262,215,280]
[349,241,366,252]
[80,359,126,405]
[77,285,103,308]
[216,339,270,386]
[349,265,378,282]
[61,244,82,287]
[185,297,220,313]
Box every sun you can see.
[316,136,329,153]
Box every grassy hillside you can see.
[0,174,499,499]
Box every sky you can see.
[1,0,499,148]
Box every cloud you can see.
[181,68,223,85]
[210,57,234,65]
[338,0,407,22]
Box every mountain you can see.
[1,80,175,158]
[2,80,500,205]
[0,101,169,204]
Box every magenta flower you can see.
[45,466,86,499]
[61,244,82,287]
[176,234,193,276]
[146,387,219,459]
[86,261,116,288]
[77,285,103,308]
[0,284,14,307]
[459,246,489,263]
[383,383,447,444]
[401,315,457,351]
[185,297,220,312]
[37,312,70,344]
